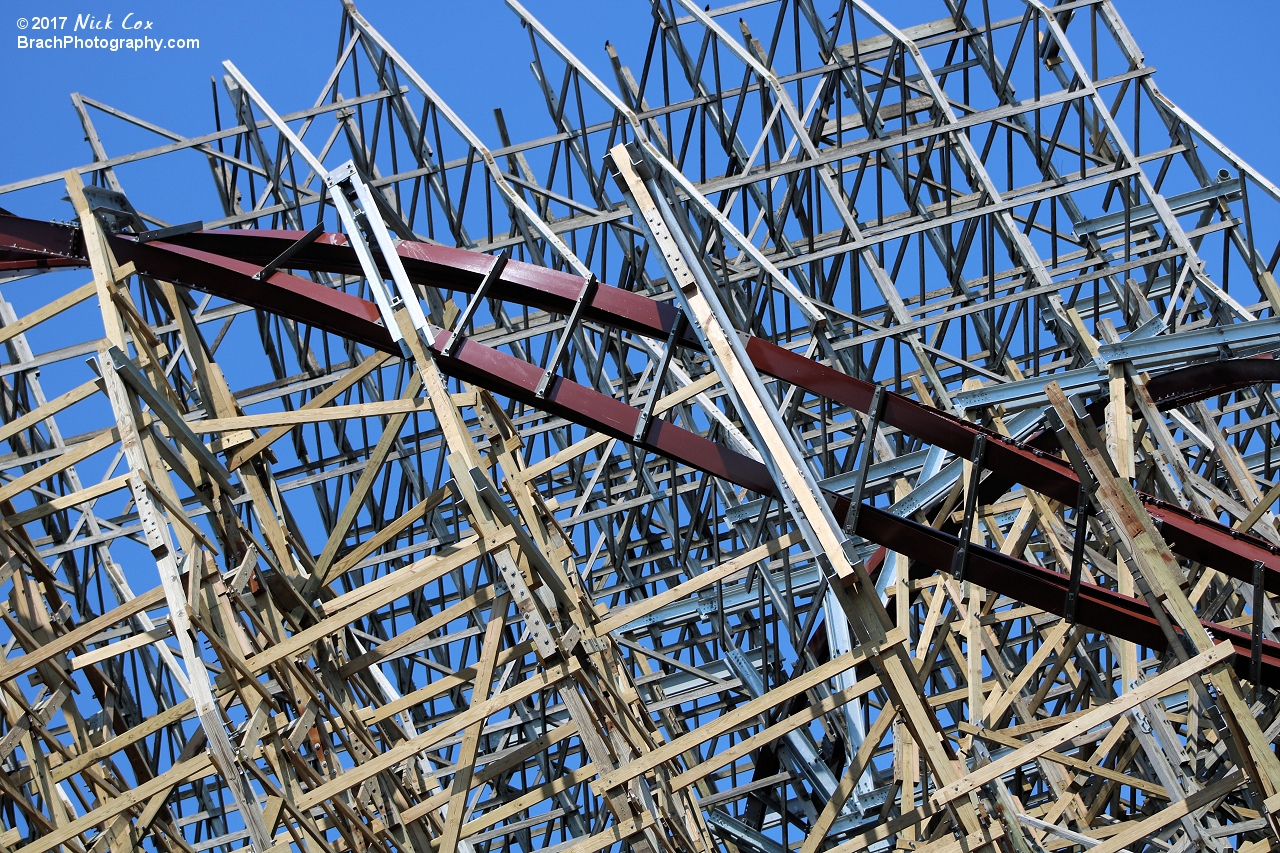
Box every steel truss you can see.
[2,2,1280,853]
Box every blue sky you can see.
[2,0,1279,222]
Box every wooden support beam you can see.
[933,640,1232,806]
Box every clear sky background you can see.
[1,0,1277,225]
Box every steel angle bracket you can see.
[325,160,433,352]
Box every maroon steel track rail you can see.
[433,328,777,497]
[1145,354,1280,411]
[161,228,687,345]
[3,216,1279,681]
[854,502,1280,685]
[747,336,1280,588]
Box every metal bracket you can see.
[1253,559,1266,701]
[842,384,886,538]
[1065,485,1091,623]
[325,160,433,346]
[441,250,509,359]
[1045,407,1096,489]
[633,312,687,443]
[535,273,598,399]
[623,140,653,181]
[136,220,204,244]
[253,220,325,281]
[951,432,987,583]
